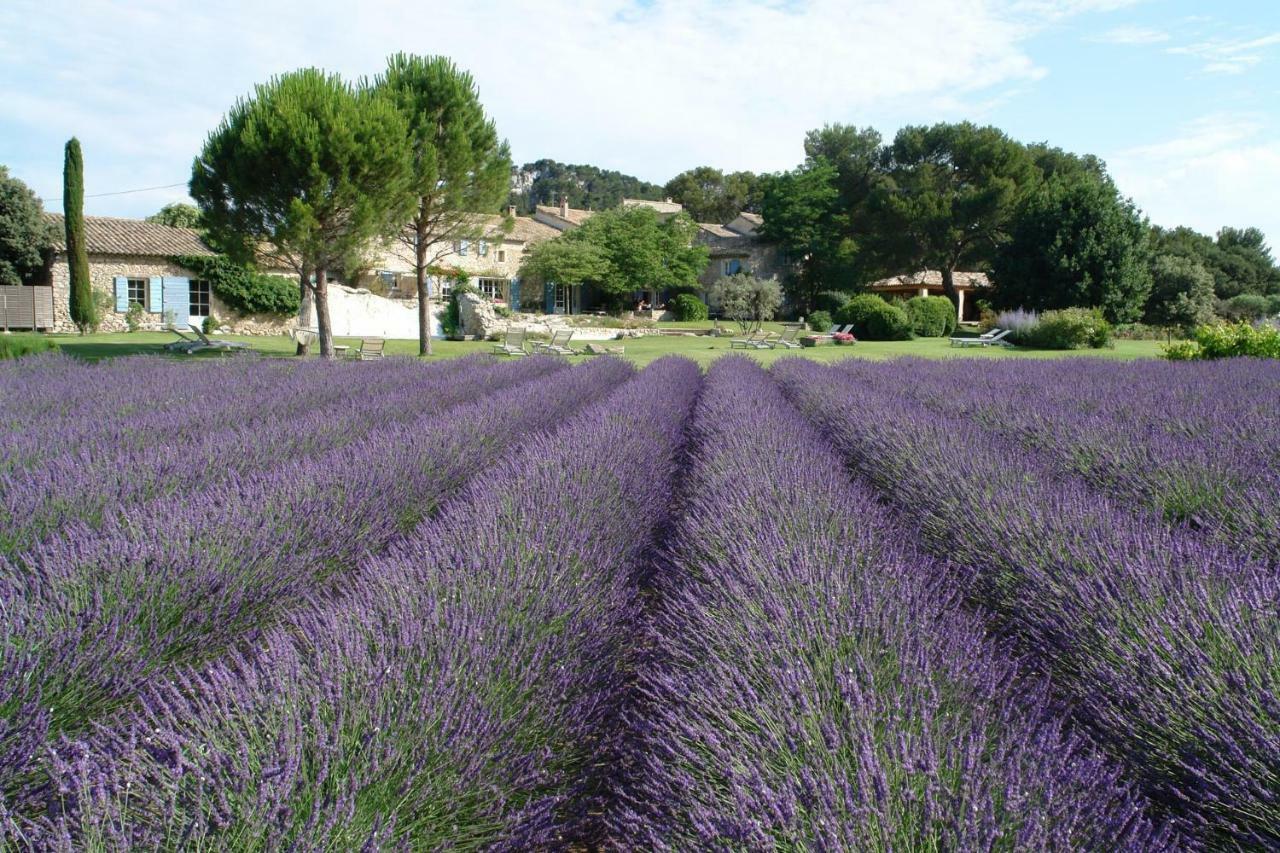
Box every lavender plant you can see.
[776,357,1280,846]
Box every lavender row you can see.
[0,355,557,556]
[0,353,478,484]
[776,358,1280,847]
[9,357,701,849]
[837,358,1280,562]
[0,357,632,803]
[606,358,1174,849]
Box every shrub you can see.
[493,305,513,319]
[1161,340,1202,361]
[1218,293,1272,322]
[203,315,222,334]
[171,254,299,317]
[0,334,58,360]
[124,301,145,333]
[1027,308,1112,350]
[813,290,852,315]
[836,294,912,341]
[1268,295,1280,317]
[993,308,1041,344]
[669,293,709,322]
[807,310,833,332]
[904,295,957,337]
[1166,321,1280,360]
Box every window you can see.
[377,270,398,295]
[722,259,743,276]
[497,249,506,263]
[477,277,505,300]
[189,279,211,317]
[478,240,488,257]
[457,240,470,256]
[126,278,148,309]
[436,276,453,299]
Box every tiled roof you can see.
[868,270,991,289]
[696,223,738,238]
[45,214,215,257]
[622,198,683,214]
[737,212,763,225]
[534,204,595,229]
[495,215,560,244]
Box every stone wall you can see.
[48,255,294,335]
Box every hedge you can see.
[836,294,912,340]
[904,296,957,337]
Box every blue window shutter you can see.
[728,259,741,275]
[162,276,190,326]
[509,277,521,309]
[114,277,129,312]
[544,281,556,314]
[459,240,469,256]
[148,276,163,313]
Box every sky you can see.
[2,0,1278,245]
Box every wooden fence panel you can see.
[0,286,55,331]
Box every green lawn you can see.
[27,329,1171,366]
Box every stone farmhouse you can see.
[362,207,560,312]
[34,214,293,334]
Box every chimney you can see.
[559,195,569,218]
[507,204,517,218]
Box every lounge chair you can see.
[165,324,249,354]
[356,338,385,360]
[534,328,581,356]
[838,325,854,334]
[493,326,528,356]
[950,328,1012,348]
[729,329,770,349]
[767,326,803,349]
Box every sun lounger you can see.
[950,328,1012,348]
[730,330,771,349]
[493,326,528,356]
[767,326,803,349]
[356,338,385,360]
[165,324,249,354]
[533,328,581,356]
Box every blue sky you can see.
[2,0,1277,245]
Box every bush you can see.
[992,308,1041,344]
[807,310,833,333]
[124,301,145,332]
[0,334,58,360]
[172,254,299,317]
[203,315,222,334]
[1026,308,1112,349]
[1165,321,1280,360]
[836,294,912,341]
[1218,293,1273,322]
[813,290,852,315]
[904,295,957,337]
[669,293,709,322]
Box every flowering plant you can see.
[833,332,856,344]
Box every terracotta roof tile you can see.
[45,214,215,257]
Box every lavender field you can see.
[1,351,1278,849]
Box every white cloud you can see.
[1167,30,1280,74]
[1108,114,1280,245]
[0,0,1130,217]
[1091,25,1170,45]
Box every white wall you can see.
[328,285,441,339]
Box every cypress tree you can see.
[64,138,95,333]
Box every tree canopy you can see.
[146,203,203,229]
[663,166,761,223]
[519,206,707,311]
[511,159,663,214]
[871,122,1039,303]
[191,67,416,357]
[0,165,53,286]
[374,53,511,354]
[991,170,1152,323]
[1145,253,1218,331]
